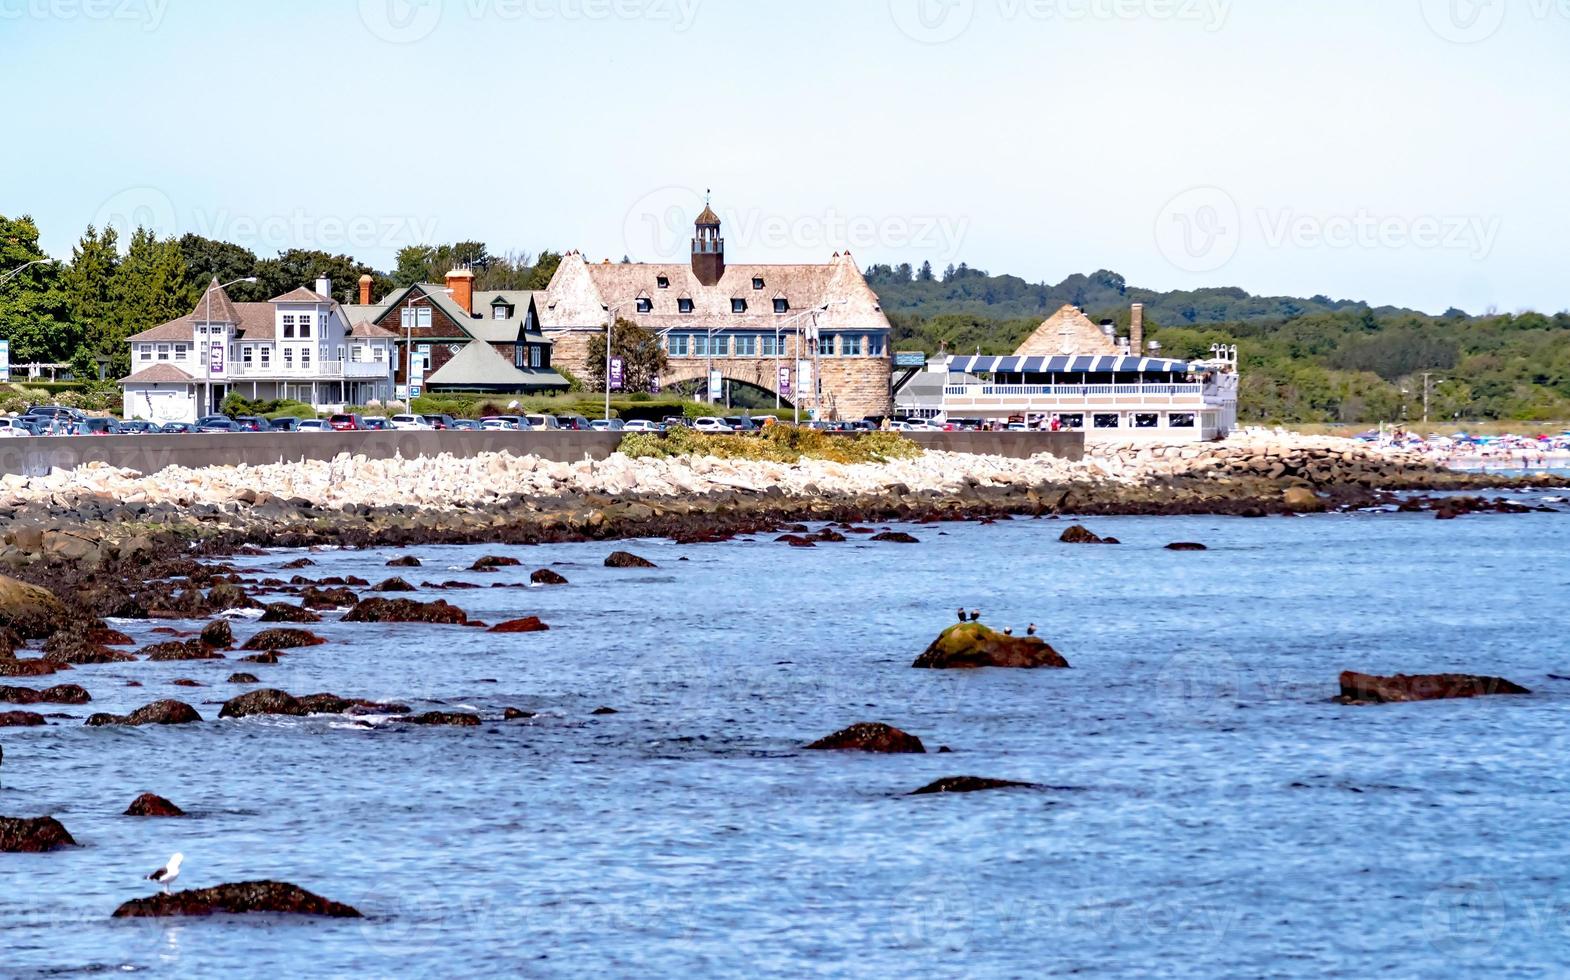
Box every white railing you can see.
[221,360,391,380]
[942,383,1205,398]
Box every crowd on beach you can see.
[1368,427,1570,471]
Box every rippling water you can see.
[3,492,1569,977]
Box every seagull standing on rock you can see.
[956,607,967,623]
[1003,627,1014,636]
[969,609,981,623]
[1027,624,1038,636]
[147,852,182,893]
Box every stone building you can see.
[538,203,895,420]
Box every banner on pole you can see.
[0,340,10,383]
[609,357,625,392]
[777,365,791,396]
[209,342,225,376]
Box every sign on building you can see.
[609,357,625,392]
[708,370,723,401]
[894,351,927,368]
[210,342,225,376]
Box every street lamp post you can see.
[401,290,452,407]
[0,258,58,288]
[1422,372,1445,424]
[205,276,257,416]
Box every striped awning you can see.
[944,355,1195,374]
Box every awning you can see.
[944,355,1196,374]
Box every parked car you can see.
[449,419,481,431]
[0,418,31,438]
[692,417,731,433]
[622,420,665,433]
[196,416,241,433]
[388,415,434,431]
[297,420,331,432]
[269,417,301,433]
[555,415,593,431]
[479,419,515,431]
[360,416,390,431]
[481,416,532,430]
[588,418,625,432]
[420,414,457,430]
[525,414,562,430]
[157,422,197,434]
[661,416,691,429]
[724,416,760,433]
[328,414,364,431]
[24,405,85,423]
[78,417,123,436]
[232,415,272,432]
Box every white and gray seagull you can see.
[147,852,183,893]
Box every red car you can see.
[328,414,363,431]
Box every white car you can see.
[0,419,30,438]
[389,415,434,431]
[479,419,514,431]
[297,420,331,432]
[589,419,625,432]
[524,414,561,430]
[622,420,664,433]
[692,417,731,433]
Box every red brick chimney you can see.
[1130,303,1145,356]
[358,274,373,306]
[445,268,475,316]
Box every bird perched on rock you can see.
[1003,627,1014,636]
[968,609,981,622]
[1027,624,1038,636]
[147,852,182,893]
[956,607,967,623]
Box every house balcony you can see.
[940,383,1224,412]
[221,360,392,381]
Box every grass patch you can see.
[619,425,921,464]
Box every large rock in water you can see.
[112,881,362,919]
[1337,671,1531,704]
[0,815,77,852]
[913,623,1070,670]
[124,792,185,817]
[242,628,326,651]
[0,684,90,705]
[219,689,406,719]
[604,551,656,569]
[909,776,1040,795]
[342,599,468,625]
[0,575,68,640]
[805,722,926,754]
[86,700,202,727]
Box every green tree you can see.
[584,318,668,393]
[0,214,74,365]
[104,228,196,378]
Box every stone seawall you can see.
[0,430,1084,478]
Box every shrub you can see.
[618,425,920,465]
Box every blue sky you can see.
[2,0,1566,313]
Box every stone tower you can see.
[691,200,725,287]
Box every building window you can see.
[668,334,690,357]
[300,317,313,339]
[840,335,863,357]
[138,346,151,361]
[1134,413,1159,429]
[400,307,433,329]
[1093,413,1120,429]
[656,276,670,289]
[282,315,296,339]
[156,343,170,361]
[817,336,837,357]
[1169,412,1197,428]
[773,298,789,314]
[867,334,886,357]
[301,347,312,368]
[493,304,512,320]
[241,347,254,366]
[260,347,272,367]
[696,334,729,358]
[1059,413,1084,430]
[283,348,294,368]
[731,298,747,314]
[530,345,542,368]
[734,335,757,357]
[752,277,764,290]
[678,298,694,314]
[373,345,385,362]
[636,297,653,314]
[760,335,783,357]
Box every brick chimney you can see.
[1130,303,1145,356]
[445,267,475,316]
[358,274,373,305]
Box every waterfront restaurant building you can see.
[934,304,1240,441]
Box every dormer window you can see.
[773,298,789,314]
[492,302,513,320]
[678,297,694,314]
[636,297,653,314]
[732,298,747,314]
[656,276,670,289]
[752,277,765,290]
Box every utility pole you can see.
[1421,373,1444,424]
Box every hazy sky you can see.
[3,0,1566,313]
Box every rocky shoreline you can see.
[0,436,1561,609]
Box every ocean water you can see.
[3,492,1569,978]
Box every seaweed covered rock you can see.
[199,620,234,649]
[112,881,361,919]
[472,556,521,571]
[909,776,1039,795]
[124,793,185,817]
[86,700,202,727]
[342,599,467,625]
[0,684,90,705]
[530,569,568,586]
[1059,525,1112,545]
[805,722,926,754]
[489,617,549,634]
[0,710,46,727]
[0,815,77,852]
[242,629,326,651]
[371,577,416,593]
[393,712,482,727]
[386,555,423,568]
[258,603,322,624]
[1336,671,1531,705]
[0,575,68,639]
[870,531,920,544]
[143,640,225,662]
[604,552,656,569]
[0,658,64,677]
[913,623,1070,670]
[219,689,405,719]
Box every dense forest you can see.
[2,211,1565,423]
[867,264,1570,424]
